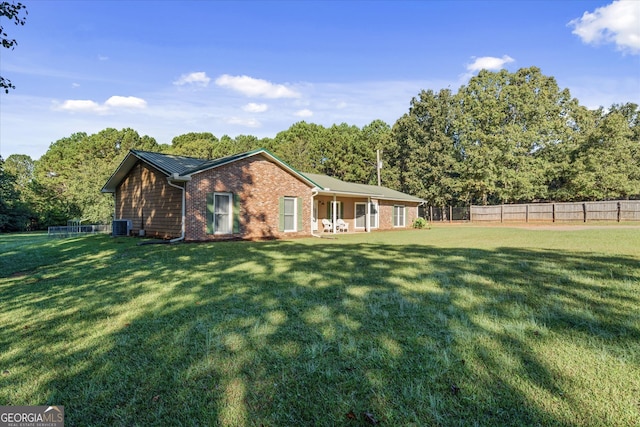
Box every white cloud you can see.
[173,71,211,86]
[55,96,147,114]
[224,116,262,128]
[58,99,103,113]
[294,109,313,118]
[105,96,147,109]
[466,55,515,72]
[215,74,301,98]
[71,83,80,88]
[242,102,268,113]
[98,55,109,61]
[568,0,640,54]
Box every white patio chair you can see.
[336,219,349,233]
[322,219,332,232]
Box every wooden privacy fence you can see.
[470,200,640,223]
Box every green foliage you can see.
[389,89,461,205]
[0,1,27,93]
[0,157,30,231]
[34,128,160,225]
[412,217,428,229]
[390,67,639,205]
[6,67,639,224]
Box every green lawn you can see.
[1,226,639,426]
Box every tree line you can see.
[1,67,638,231]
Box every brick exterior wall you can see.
[115,161,182,238]
[185,155,313,241]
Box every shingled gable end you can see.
[102,148,425,241]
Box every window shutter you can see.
[297,197,303,231]
[278,197,285,232]
[233,193,241,234]
[206,193,214,234]
[405,206,408,226]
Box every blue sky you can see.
[1,0,638,160]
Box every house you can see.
[101,148,425,241]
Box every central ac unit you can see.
[112,219,132,237]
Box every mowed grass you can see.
[1,226,639,426]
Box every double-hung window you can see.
[207,192,239,235]
[214,193,232,234]
[280,196,302,232]
[393,205,406,227]
[283,197,297,231]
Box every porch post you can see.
[332,195,337,234]
[366,197,371,232]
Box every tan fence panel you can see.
[470,200,640,223]
[553,202,584,221]
[502,205,527,221]
[527,203,554,221]
[620,201,640,220]
[470,205,502,221]
[585,201,618,221]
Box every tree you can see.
[570,106,640,200]
[361,120,392,186]
[1,1,27,93]
[271,122,328,173]
[455,67,576,204]
[4,153,33,189]
[0,156,31,231]
[167,132,218,159]
[35,128,160,224]
[389,89,461,206]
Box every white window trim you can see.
[355,202,379,229]
[369,202,379,229]
[393,204,406,227]
[283,196,297,232]
[214,192,233,234]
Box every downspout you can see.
[167,174,189,243]
[310,188,321,238]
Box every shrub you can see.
[413,217,429,229]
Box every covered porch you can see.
[312,194,379,234]
[304,172,424,236]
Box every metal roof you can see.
[102,148,424,203]
[132,150,208,176]
[304,173,425,202]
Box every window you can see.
[369,202,379,228]
[214,193,232,234]
[283,197,296,231]
[206,192,239,235]
[355,203,366,228]
[355,202,378,229]
[393,205,405,227]
[279,197,302,232]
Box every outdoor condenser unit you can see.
[112,219,132,237]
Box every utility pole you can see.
[376,149,382,186]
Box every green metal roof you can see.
[303,172,425,202]
[131,150,208,176]
[103,148,424,203]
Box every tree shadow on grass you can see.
[1,235,639,426]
